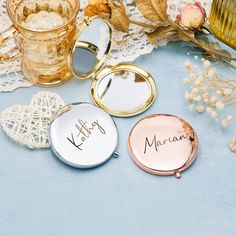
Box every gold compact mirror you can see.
[68,16,157,117]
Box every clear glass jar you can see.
[3,0,80,87]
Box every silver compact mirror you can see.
[68,16,157,117]
[49,103,118,168]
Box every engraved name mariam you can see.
[144,134,194,154]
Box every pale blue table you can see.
[1,43,236,236]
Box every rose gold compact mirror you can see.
[128,114,199,178]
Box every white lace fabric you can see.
[0,0,212,92]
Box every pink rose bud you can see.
[177,2,206,29]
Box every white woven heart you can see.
[0,91,65,149]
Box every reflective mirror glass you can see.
[71,17,111,77]
[93,68,156,116]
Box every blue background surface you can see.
[0,43,236,236]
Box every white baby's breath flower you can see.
[210,111,218,119]
[206,106,213,113]
[183,75,196,84]
[196,104,205,113]
[196,84,207,93]
[221,116,234,128]
[229,139,236,153]
[193,95,202,102]
[207,69,216,78]
[215,101,225,110]
[194,55,198,60]
[183,77,190,84]
[216,89,233,97]
[183,60,236,131]
[209,80,218,87]
[189,73,197,80]
[221,119,228,127]
[210,96,217,104]
[189,104,195,111]
[184,92,193,101]
[184,60,194,71]
[203,93,209,103]
[216,90,221,96]
[222,88,233,96]
[192,87,199,93]
[227,115,234,121]
[203,60,211,70]
[194,77,203,86]
[185,92,195,101]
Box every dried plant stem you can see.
[209,86,233,90]
[209,79,236,88]
[129,19,157,29]
[223,98,236,104]
[224,101,236,105]
[128,19,236,64]
[129,19,170,29]
[174,23,236,62]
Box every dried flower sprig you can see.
[84,0,236,66]
[183,59,236,153]
[183,59,236,127]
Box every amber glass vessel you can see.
[2,0,80,87]
[209,0,236,49]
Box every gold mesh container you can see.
[209,0,236,49]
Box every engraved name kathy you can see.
[144,134,193,154]
[67,119,106,150]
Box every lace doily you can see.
[0,0,212,92]
[0,91,65,148]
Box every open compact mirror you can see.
[68,16,157,117]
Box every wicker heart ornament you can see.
[0,91,65,148]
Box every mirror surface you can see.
[71,17,111,77]
[92,68,156,116]
[72,47,98,74]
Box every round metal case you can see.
[128,114,199,178]
[49,103,118,168]
[68,16,113,80]
[68,16,157,117]
[90,63,156,117]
